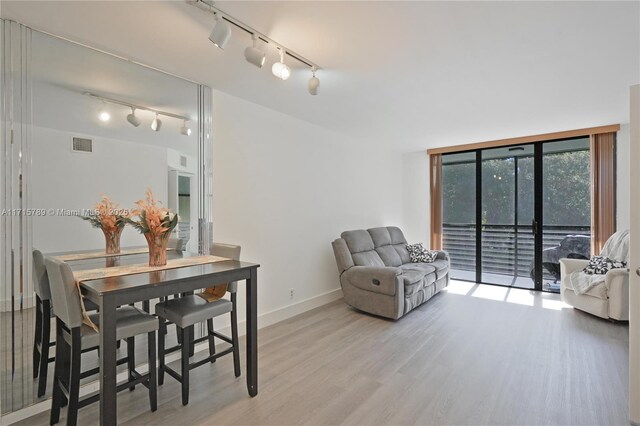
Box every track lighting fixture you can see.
[193,1,322,94]
[126,107,141,127]
[244,34,266,68]
[209,14,232,49]
[308,67,320,96]
[151,113,162,132]
[181,120,192,136]
[86,92,193,136]
[272,48,291,81]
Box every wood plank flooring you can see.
[17,281,629,425]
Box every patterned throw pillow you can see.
[406,243,437,263]
[583,256,627,275]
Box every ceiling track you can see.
[188,0,321,70]
[85,92,192,121]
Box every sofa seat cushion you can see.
[400,264,439,295]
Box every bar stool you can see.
[155,243,241,406]
[45,257,159,426]
[32,249,100,398]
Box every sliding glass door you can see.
[540,139,591,291]
[480,145,535,288]
[441,137,591,292]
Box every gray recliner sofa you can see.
[332,226,450,319]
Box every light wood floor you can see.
[18,281,629,425]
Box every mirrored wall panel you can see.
[1,24,212,413]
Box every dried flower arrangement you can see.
[80,195,128,254]
[126,188,178,266]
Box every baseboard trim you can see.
[225,287,343,336]
[0,288,343,425]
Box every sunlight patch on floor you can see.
[446,280,476,295]
[447,280,570,311]
[470,284,508,301]
[505,288,535,306]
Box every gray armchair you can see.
[332,226,449,319]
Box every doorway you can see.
[442,137,591,292]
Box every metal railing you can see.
[443,223,591,277]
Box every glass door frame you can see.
[444,137,591,292]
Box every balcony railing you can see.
[443,223,591,277]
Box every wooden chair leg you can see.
[50,320,66,425]
[33,296,43,379]
[147,331,157,412]
[180,327,190,406]
[231,294,241,377]
[37,300,52,397]
[66,328,82,426]
[207,319,216,363]
[158,319,166,386]
[127,337,136,391]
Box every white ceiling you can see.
[2,1,639,152]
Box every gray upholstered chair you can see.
[155,243,241,406]
[45,257,159,426]
[32,249,100,398]
[332,226,450,319]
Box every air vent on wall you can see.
[180,155,188,167]
[72,137,93,153]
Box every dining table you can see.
[48,248,260,426]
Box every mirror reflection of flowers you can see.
[127,188,178,266]
[80,195,128,254]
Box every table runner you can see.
[53,247,175,262]
[74,255,229,331]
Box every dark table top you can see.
[48,250,259,296]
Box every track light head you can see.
[98,101,110,122]
[126,108,141,127]
[308,67,319,95]
[272,48,291,80]
[181,120,192,136]
[151,113,162,132]
[209,15,232,49]
[244,34,265,68]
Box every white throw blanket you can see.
[569,229,629,295]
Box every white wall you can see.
[212,91,403,328]
[402,151,431,245]
[617,124,630,230]
[402,127,631,250]
[31,126,169,252]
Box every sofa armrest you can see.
[342,266,402,296]
[606,268,629,320]
[435,250,449,262]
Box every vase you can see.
[103,227,123,254]
[146,233,169,267]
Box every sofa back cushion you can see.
[341,226,411,268]
[342,229,385,267]
[368,226,410,266]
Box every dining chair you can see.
[32,249,100,398]
[45,257,159,426]
[155,243,241,406]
